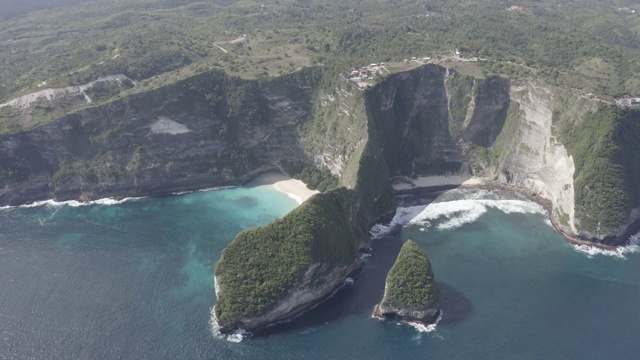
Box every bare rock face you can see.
[375,240,440,325]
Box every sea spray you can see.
[371,307,443,334]
[0,197,146,210]
[406,310,443,334]
[371,198,546,238]
[209,307,250,343]
[572,231,640,259]
[0,185,239,211]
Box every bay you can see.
[1,187,639,359]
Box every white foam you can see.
[406,311,443,333]
[209,307,250,343]
[226,329,247,343]
[572,231,640,259]
[197,186,235,193]
[173,186,234,196]
[0,196,145,210]
[369,205,427,237]
[414,200,487,231]
[371,307,443,334]
[370,199,546,238]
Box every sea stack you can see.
[375,240,440,325]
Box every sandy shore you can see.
[392,175,485,190]
[251,171,319,205]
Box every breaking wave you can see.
[407,311,443,333]
[0,186,238,210]
[174,186,235,195]
[371,198,546,238]
[209,307,250,343]
[572,231,640,259]
[0,197,145,210]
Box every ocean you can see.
[1,185,639,359]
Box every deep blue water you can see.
[1,186,639,359]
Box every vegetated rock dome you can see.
[376,240,440,324]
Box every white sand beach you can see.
[252,171,319,204]
[392,175,485,190]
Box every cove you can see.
[1,187,639,359]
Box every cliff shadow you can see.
[253,235,404,337]
[252,227,474,337]
[436,282,474,326]
[462,77,511,148]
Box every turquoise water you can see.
[1,186,639,359]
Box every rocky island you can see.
[2,0,640,336]
[3,64,640,334]
[374,240,441,326]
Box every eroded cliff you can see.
[365,65,639,245]
[0,68,322,204]
[2,63,638,334]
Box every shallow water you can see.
[1,187,639,359]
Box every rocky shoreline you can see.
[5,169,632,250]
[0,166,288,208]
[395,181,623,250]
[215,265,363,335]
[373,306,441,326]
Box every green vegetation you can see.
[293,166,338,192]
[280,161,338,192]
[555,105,640,233]
[383,240,439,310]
[214,188,358,322]
[365,65,450,176]
[0,156,29,183]
[471,100,523,170]
[4,0,640,329]
[215,72,398,326]
[446,71,475,137]
[352,140,397,234]
[3,0,640,134]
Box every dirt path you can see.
[213,43,228,53]
[218,35,246,45]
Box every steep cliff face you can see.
[470,81,580,236]
[0,68,322,204]
[214,188,363,332]
[553,103,640,241]
[214,74,397,333]
[366,65,639,245]
[365,65,461,176]
[2,63,638,334]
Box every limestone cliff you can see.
[2,63,639,334]
[365,65,639,245]
[0,68,322,205]
[375,240,440,325]
[213,85,397,331]
[4,64,636,244]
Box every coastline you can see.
[249,171,319,205]
[394,177,618,251]
[392,174,485,190]
[2,169,625,251]
[0,168,319,209]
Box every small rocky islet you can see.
[374,240,441,325]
